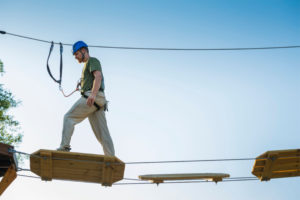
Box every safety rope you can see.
[59,87,79,97]
[46,41,63,86]
[45,40,81,98]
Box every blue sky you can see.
[0,0,300,199]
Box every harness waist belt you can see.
[81,93,101,110]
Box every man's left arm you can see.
[86,70,102,107]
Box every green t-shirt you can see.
[81,57,105,93]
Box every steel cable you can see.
[1,30,300,51]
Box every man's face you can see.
[74,51,83,63]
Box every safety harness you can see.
[81,93,100,110]
[46,42,105,111]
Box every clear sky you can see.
[0,0,300,199]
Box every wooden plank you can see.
[52,165,103,176]
[51,150,106,163]
[273,158,300,167]
[53,168,103,181]
[274,149,300,157]
[53,169,102,183]
[139,173,230,183]
[51,155,104,183]
[52,150,106,159]
[52,159,104,170]
[271,162,300,171]
[0,166,17,196]
[40,151,52,181]
[255,149,300,160]
[271,171,300,179]
[30,149,125,186]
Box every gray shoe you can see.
[56,146,71,152]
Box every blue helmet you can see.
[72,41,88,55]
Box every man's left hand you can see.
[87,94,96,107]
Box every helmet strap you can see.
[80,50,85,62]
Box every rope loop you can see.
[46,42,63,86]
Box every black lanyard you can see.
[46,41,63,87]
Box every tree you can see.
[0,59,23,146]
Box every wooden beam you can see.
[40,151,52,181]
[0,166,17,196]
[102,156,115,186]
[260,153,278,181]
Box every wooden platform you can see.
[0,143,17,196]
[0,143,17,177]
[30,149,125,186]
[252,149,300,181]
[139,173,230,183]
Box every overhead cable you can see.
[1,30,300,51]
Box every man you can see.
[57,41,115,156]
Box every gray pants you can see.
[59,91,115,156]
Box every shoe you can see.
[56,146,71,152]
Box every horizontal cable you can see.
[123,178,142,181]
[17,168,31,172]
[114,178,259,185]
[17,173,258,185]
[18,174,40,179]
[11,149,31,156]
[11,149,258,165]
[84,45,300,51]
[16,171,258,183]
[125,158,257,165]
[1,30,300,51]
[12,149,300,166]
[113,180,258,185]
[18,171,144,181]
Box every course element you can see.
[252,149,300,181]
[139,173,230,184]
[30,149,125,186]
[0,143,18,196]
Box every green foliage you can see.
[0,60,3,74]
[0,59,23,146]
